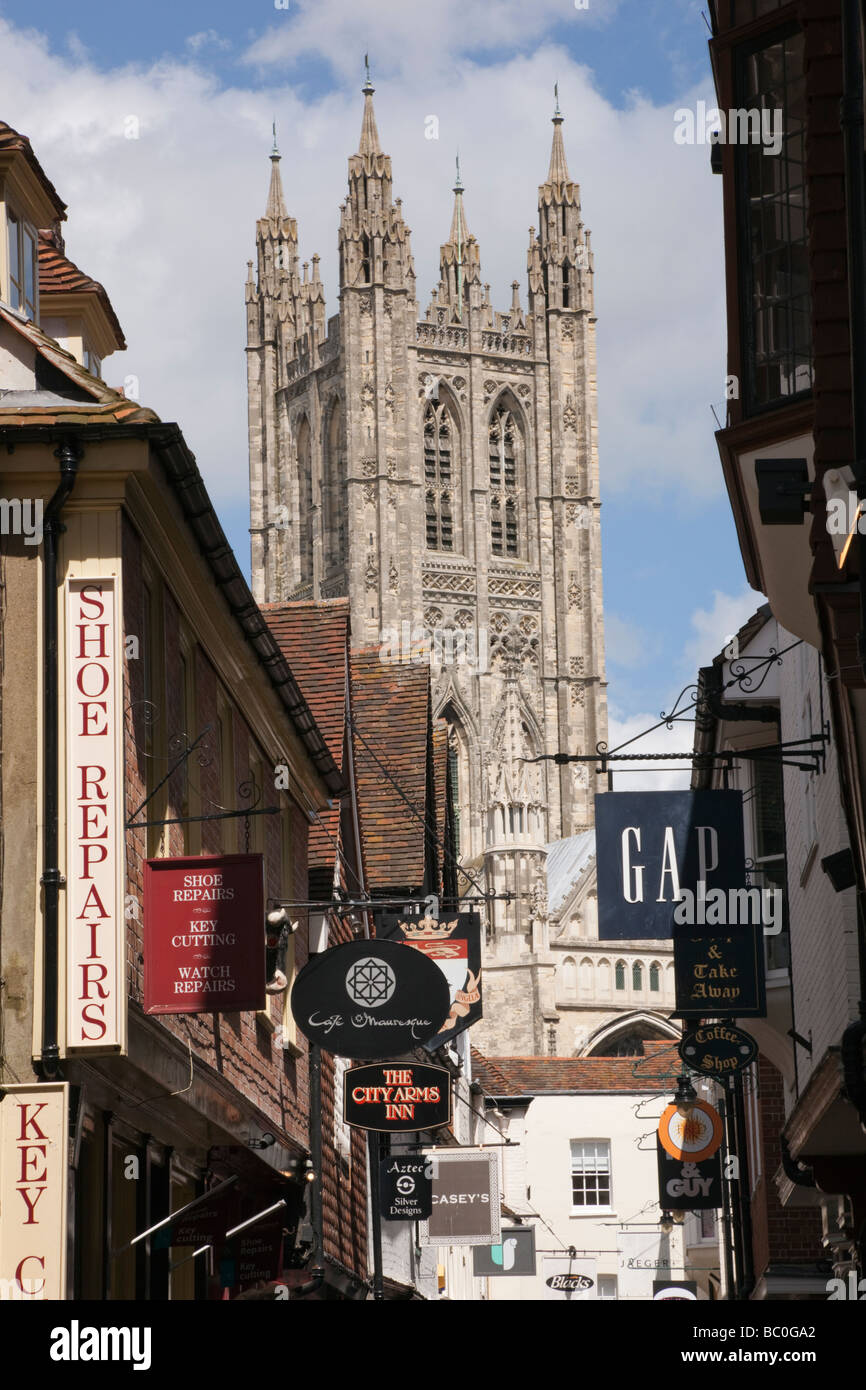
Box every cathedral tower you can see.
[246,78,609,1053]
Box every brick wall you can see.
[121,514,310,1153]
[751,1056,823,1278]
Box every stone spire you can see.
[265,133,288,222]
[448,154,469,246]
[547,84,570,184]
[358,56,381,156]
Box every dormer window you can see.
[84,346,101,378]
[7,210,38,319]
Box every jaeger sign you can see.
[65,579,126,1053]
[343,1062,451,1132]
[594,790,746,940]
[143,855,266,1015]
[290,939,450,1058]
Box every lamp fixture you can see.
[659,1210,674,1235]
[674,1074,698,1117]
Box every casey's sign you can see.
[65,579,125,1053]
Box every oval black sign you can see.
[345,1062,452,1131]
[290,939,450,1058]
[678,1023,758,1077]
[546,1274,594,1293]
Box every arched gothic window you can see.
[649,962,661,993]
[424,400,459,551]
[615,960,626,991]
[632,961,643,991]
[296,416,313,588]
[489,404,521,557]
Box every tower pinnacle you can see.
[359,55,381,155]
[548,85,570,184]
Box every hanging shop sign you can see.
[653,1281,698,1301]
[673,925,766,1019]
[657,1138,722,1211]
[419,1151,501,1246]
[543,1258,596,1300]
[594,790,746,940]
[160,1190,240,1248]
[378,911,482,1049]
[143,854,265,1015]
[472,1227,536,1278]
[380,1156,433,1221]
[343,1062,451,1132]
[0,1083,69,1299]
[658,1101,723,1164]
[678,1022,758,1077]
[65,579,126,1053]
[617,1231,677,1300]
[290,938,450,1058]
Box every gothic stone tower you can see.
[246,80,608,1054]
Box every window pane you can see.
[8,211,21,306]
[24,227,36,316]
[736,28,812,410]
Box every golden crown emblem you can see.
[398,915,460,938]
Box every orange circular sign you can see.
[658,1100,723,1163]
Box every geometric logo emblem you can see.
[345,956,397,1008]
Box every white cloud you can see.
[682,586,764,675]
[186,31,232,55]
[605,706,693,792]
[0,10,724,529]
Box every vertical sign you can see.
[0,1083,69,1299]
[65,579,126,1053]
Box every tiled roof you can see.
[263,600,351,888]
[472,1041,673,1095]
[0,121,66,218]
[0,303,154,425]
[350,648,432,893]
[38,231,126,350]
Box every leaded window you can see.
[736,25,812,411]
[424,401,457,551]
[570,1140,612,1209]
[489,406,520,557]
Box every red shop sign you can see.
[143,855,265,1014]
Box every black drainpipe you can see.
[40,440,81,1077]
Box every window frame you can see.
[569,1138,613,1215]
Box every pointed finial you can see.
[553,82,562,122]
[454,152,463,193]
[363,53,373,93]
[271,119,279,156]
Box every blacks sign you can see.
[679,1022,758,1078]
[290,939,450,1058]
[673,925,766,1018]
[343,1062,451,1132]
[594,790,746,940]
[380,1156,433,1221]
[546,1273,594,1294]
[378,911,482,1050]
[657,1138,722,1212]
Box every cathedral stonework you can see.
[246,80,609,1054]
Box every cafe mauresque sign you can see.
[343,1062,451,1132]
[378,911,482,1049]
[144,855,265,1014]
[66,579,126,1053]
[594,790,746,940]
[290,939,450,1058]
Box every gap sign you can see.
[594,791,746,940]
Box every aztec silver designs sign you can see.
[290,938,450,1058]
[65,579,126,1053]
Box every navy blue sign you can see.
[594,791,746,940]
[380,1156,433,1221]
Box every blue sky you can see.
[0,0,758,778]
